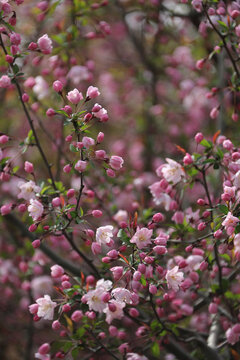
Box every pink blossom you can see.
[96,225,114,245]
[127,353,148,360]
[28,199,44,221]
[75,160,87,172]
[226,327,239,345]
[24,161,34,173]
[111,288,132,304]
[82,136,95,148]
[103,299,125,324]
[36,294,57,320]
[149,182,172,209]
[222,212,239,232]
[86,85,100,99]
[109,155,124,170]
[18,181,40,201]
[110,266,123,281]
[37,34,53,54]
[130,227,153,249]
[0,75,11,88]
[166,266,184,291]
[161,158,185,184]
[1,203,12,216]
[50,265,64,278]
[66,88,83,104]
[113,210,128,224]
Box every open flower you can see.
[18,181,40,201]
[166,266,184,291]
[161,158,185,185]
[130,227,153,249]
[103,299,125,324]
[36,295,57,320]
[96,225,114,245]
[37,34,52,54]
[28,199,44,221]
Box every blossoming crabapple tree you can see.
[1,0,240,360]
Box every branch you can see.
[3,213,82,277]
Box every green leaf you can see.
[70,144,79,153]
[200,139,212,149]
[70,211,77,218]
[217,20,228,30]
[151,342,160,357]
[140,275,146,286]
[218,204,228,215]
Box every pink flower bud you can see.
[102,256,111,263]
[129,308,139,317]
[18,204,27,213]
[29,303,38,314]
[87,311,96,319]
[92,209,102,218]
[195,132,204,144]
[110,266,123,280]
[84,113,92,122]
[1,204,12,215]
[0,135,9,144]
[67,189,75,198]
[51,264,64,278]
[198,222,206,231]
[109,325,118,336]
[152,212,164,222]
[106,169,115,177]
[197,198,205,206]
[196,59,205,70]
[32,239,41,248]
[91,242,101,255]
[52,320,61,330]
[86,85,100,99]
[101,292,111,303]
[62,304,71,312]
[22,93,29,103]
[82,136,95,148]
[232,324,240,334]
[24,161,34,173]
[108,303,116,312]
[133,271,142,281]
[183,153,193,165]
[71,310,83,322]
[75,160,87,172]
[37,34,53,54]
[66,88,83,104]
[52,197,61,207]
[38,343,50,355]
[0,75,11,88]
[63,164,71,173]
[29,224,37,232]
[53,80,63,92]
[95,150,106,160]
[223,139,233,151]
[149,284,157,295]
[5,54,13,64]
[153,245,167,255]
[97,132,104,143]
[199,261,208,271]
[28,42,38,50]
[107,249,118,258]
[185,245,193,253]
[210,107,219,119]
[208,302,218,314]
[109,155,124,170]
[231,10,240,19]
[46,108,55,116]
